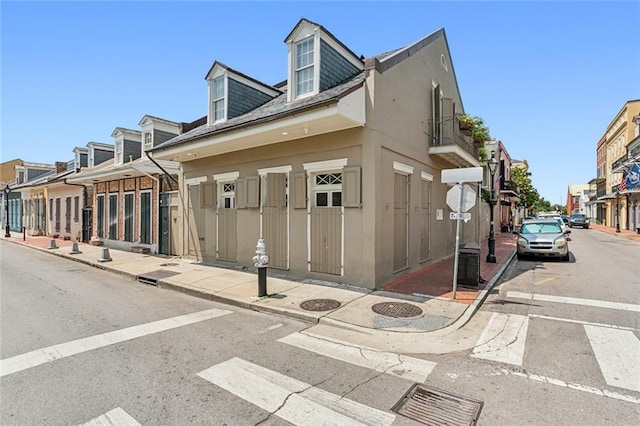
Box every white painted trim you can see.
[257,165,292,176]
[81,408,141,426]
[139,189,153,245]
[303,158,348,172]
[507,291,640,312]
[421,171,434,181]
[393,161,414,175]
[185,176,208,185]
[213,171,239,182]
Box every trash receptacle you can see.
[458,243,480,288]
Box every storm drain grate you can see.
[392,383,483,425]
[299,299,341,311]
[371,302,423,318]
[136,269,180,286]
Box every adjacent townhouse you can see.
[566,183,595,217]
[1,158,23,232]
[67,115,203,254]
[6,162,57,233]
[611,112,640,232]
[600,100,640,231]
[486,140,519,231]
[587,134,608,225]
[150,19,487,290]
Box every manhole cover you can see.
[371,302,422,318]
[392,383,483,425]
[159,262,179,267]
[300,299,341,311]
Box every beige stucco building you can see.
[151,19,485,290]
[602,100,640,231]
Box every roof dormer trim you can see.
[205,61,280,96]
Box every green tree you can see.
[511,167,539,215]
[534,197,552,212]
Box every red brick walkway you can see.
[383,232,517,305]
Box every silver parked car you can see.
[516,219,571,261]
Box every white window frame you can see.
[303,158,347,275]
[213,171,239,210]
[143,132,153,158]
[212,76,225,121]
[115,140,123,165]
[294,37,315,98]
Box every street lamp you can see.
[4,185,10,238]
[486,154,499,263]
[615,188,620,233]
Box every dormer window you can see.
[212,77,225,121]
[285,19,363,103]
[143,132,152,158]
[295,38,315,97]
[115,141,123,165]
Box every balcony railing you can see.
[500,179,519,195]
[428,116,478,159]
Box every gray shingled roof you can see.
[152,74,365,152]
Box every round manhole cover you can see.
[159,262,179,267]
[300,299,341,312]
[371,302,423,318]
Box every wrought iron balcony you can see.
[427,117,480,168]
[500,179,519,197]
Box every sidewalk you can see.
[2,230,516,336]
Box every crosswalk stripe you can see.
[472,313,529,366]
[506,291,640,312]
[0,308,233,378]
[585,325,640,393]
[198,357,396,426]
[278,332,436,383]
[528,314,638,331]
[80,407,140,426]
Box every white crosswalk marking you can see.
[585,325,640,393]
[198,357,396,426]
[278,332,436,383]
[80,407,140,426]
[472,313,529,366]
[506,291,640,312]
[0,308,233,378]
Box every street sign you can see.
[441,167,483,184]
[446,184,476,212]
[449,212,471,221]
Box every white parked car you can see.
[516,219,571,261]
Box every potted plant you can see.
[458,114,474,131]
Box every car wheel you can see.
[517,253,524,260]
[562,253,570,262]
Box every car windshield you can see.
[571,214,585,219]
[520,222,562,234]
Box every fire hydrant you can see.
[252,238,269,297]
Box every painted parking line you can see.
[0,308,233,378]
[585,325,640,393]
[80,407,140,426]
[472,313,529,366]
[279,332,436,383]
[507,291,640,312]
[198,357,396,426]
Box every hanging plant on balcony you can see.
[458,114,474,131]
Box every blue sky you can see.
[2,1,639,206]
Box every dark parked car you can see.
[569,213,589,228]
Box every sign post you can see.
[442,167,483,300]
